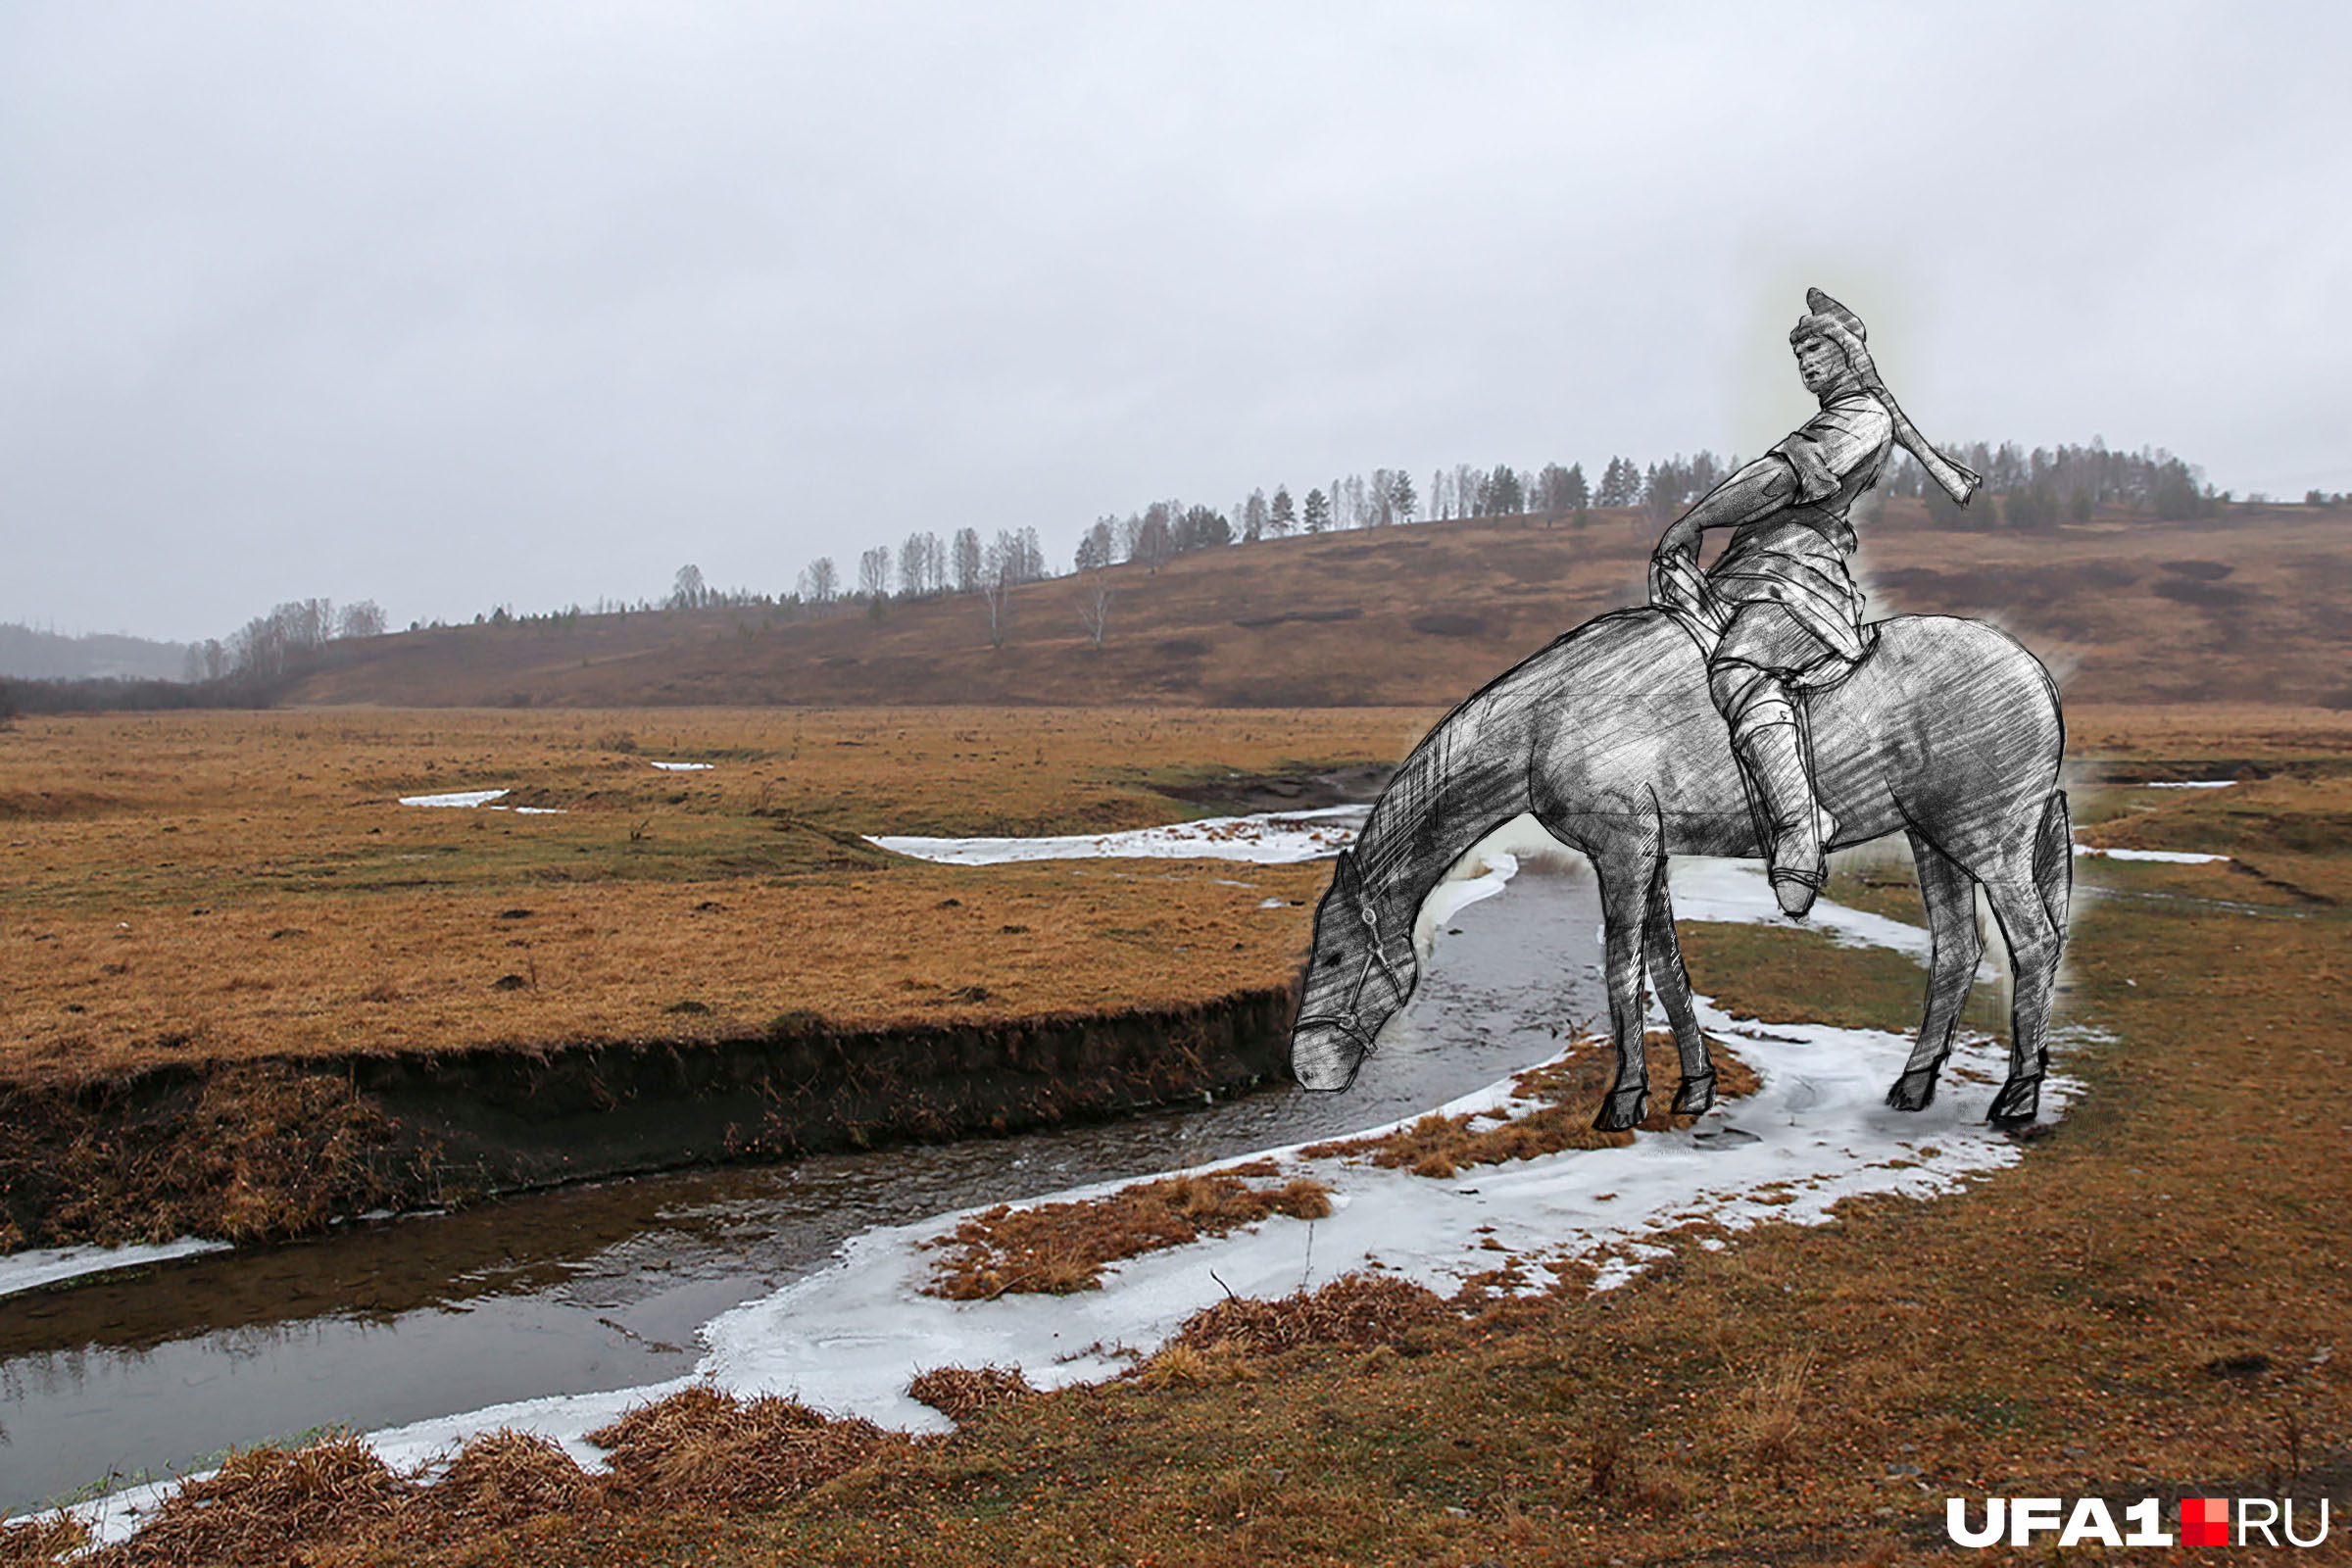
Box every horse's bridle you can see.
[1294,900,1408,1055]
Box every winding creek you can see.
[2,858,1613,1517]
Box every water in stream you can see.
[1,863,1609,1515]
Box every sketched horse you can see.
[1289,610,2069,1130]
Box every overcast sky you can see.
[5,2,2347,644]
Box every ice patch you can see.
[1670,856,1946,966]
[2073,845,2230,864]
[0,1238,231,1301]
[394,788,566,814]
[2141,780,2237,789]
[398,788,510,808]
[869,805,1369,866]
[651,761,713,772]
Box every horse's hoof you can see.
[1671,1072,1716,1116]
[1885,1067,1939,1113]
[1592,1086,1649,1133]
[1986,1075,2042,1128]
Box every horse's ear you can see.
[1329,849,1361,898]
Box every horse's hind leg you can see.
[1643,863,1716,1116]
[1886,829,1985,1112]
[1591,850,1655,1132]
[1983,856,2066,1128]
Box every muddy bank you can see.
[0,988,1296,1251]
[1156,762,1396,814]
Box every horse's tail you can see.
[2033,789,2072,941]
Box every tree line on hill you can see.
[0,436,2286,716]
[0,597,390,715]
[778,439,2244,612]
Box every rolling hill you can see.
[285,501,2352,710]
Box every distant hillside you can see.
[284,502,2352,710]
[0,623,188,682]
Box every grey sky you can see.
[5,2,2347,644]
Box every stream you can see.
[0,863,1609,1516]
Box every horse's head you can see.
[1289,849,1419,1092]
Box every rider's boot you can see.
[1733,713,1835,918]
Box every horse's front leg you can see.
[1592,852,1655,1132]
[1642,860,1715,1116]
[1886,828,1984,1112]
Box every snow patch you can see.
[398,788,510,808]
[0,1238,230,1301]
[2073,845,2230,864]
[869,805,1369,866]
[651,761,713,772]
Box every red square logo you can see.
[2182,1496,2230,1546]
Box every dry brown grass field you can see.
[0,706,1429,1086]
[12,704,2346,1565]
[278,501,2352,711]
[7,603,2352,1560]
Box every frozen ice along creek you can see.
[8,812,2072,1538]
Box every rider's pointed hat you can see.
[1792,288,1980,506]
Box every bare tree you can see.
[669,564,707,610]
[1076,565,1112,647]
[1133,506,1173,569]
[898,531,940,599]
[952,527,983,593]
[335,600,387,639]
[857,546,891,604]
[799,556,839,605]
[1243,488,1268,541]
[979,537,1012,648]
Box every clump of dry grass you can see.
[906,1364,1037,1424]
[586,1386,902,1510]
[115,1434,403,1566]
[1734,1348,1818,1481]
[1165,1273,1448,1357]
[1303,1033,1759,1176]
[0,1512,88,1566]
[923,1169,1333,1299]
[401,1429,593,1536]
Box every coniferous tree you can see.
[1389,469,1417,524]
[1302,488,1331,534]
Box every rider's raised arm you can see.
[1656,455,1797,557]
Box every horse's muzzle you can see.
[1289,1019,1369,1092]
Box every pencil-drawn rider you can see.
[1649,289,1979,917]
